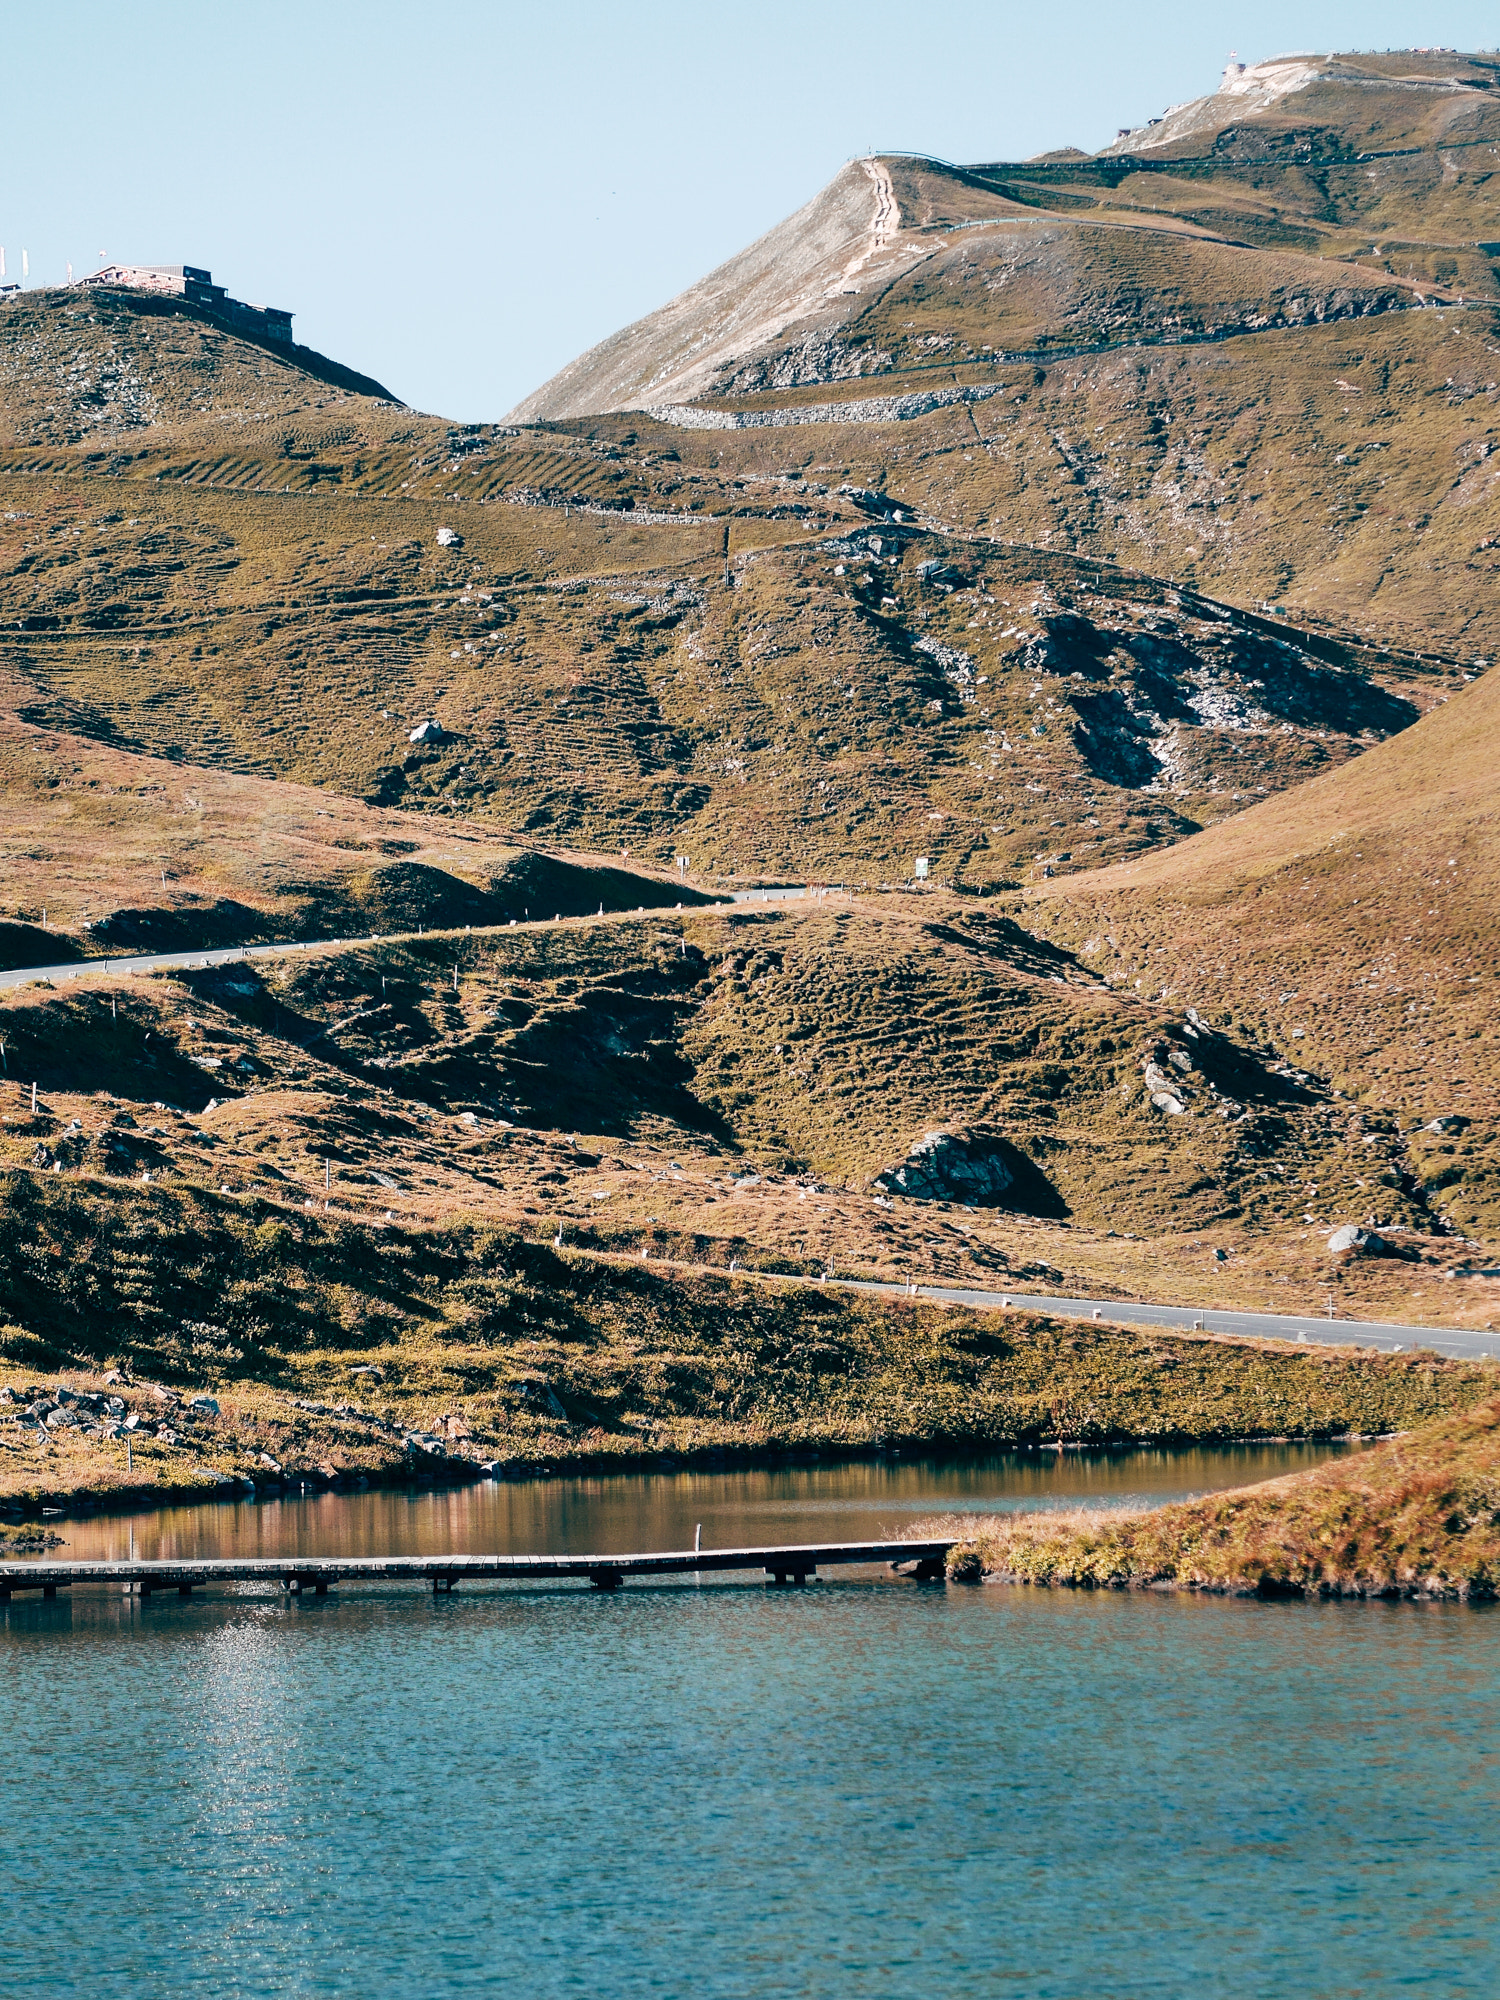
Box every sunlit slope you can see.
[0,286,399,448]
[505,159,918,422]
[0,888,1421,1247]
[1098,49,1500,166]
[0,715,714,969]
[511,53,1500,428]
[0,472,1450,883]
[1025,664,1500,1231]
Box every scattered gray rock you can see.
[188,1396,220,1417]
[435,526,463,547]
[1143,1061,1190,1114]
[408,718,445,745]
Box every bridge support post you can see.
[433,1575,459,1594]
[765,1568,813,1586]
[178,1583,195,1598]
[588,1569,623,1591]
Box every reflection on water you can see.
[42,1438,1353,1566]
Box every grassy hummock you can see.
[941,1397,1500,1600]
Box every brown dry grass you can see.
[1027,659,1500,1233]
[4,67,1500,1510]
[941,1393,1500,1598]
[2,1187,1492,1513]
[5,887,1497,1329]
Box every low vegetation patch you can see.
[942,1397,1500,1600]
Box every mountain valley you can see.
[4,47,1500,1508]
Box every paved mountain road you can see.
[838,1277,1496,1364]
[0,885,825,993]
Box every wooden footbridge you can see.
[0,1538,955,1600]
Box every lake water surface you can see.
[4,1444,1496,1998]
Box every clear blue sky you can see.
[4,2,1496,419]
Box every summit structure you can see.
[78,261,294,346]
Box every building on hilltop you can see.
[76,263,293,346]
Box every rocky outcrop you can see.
[875,1129,1015,1205]
[1327,1224,1413,1261]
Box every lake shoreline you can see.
[0,1424,1376,1535]
[938,1396,1500,1604]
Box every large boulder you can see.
[1327,1224,1408,1259]
[875,1130,1015,1205]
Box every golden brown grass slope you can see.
[0,457,1458,884]
[0,286,397,448]
[4,889,1494,1330]
[1025,658,1500,1236]
[945,1394,1500,1599]
[1,1163,1492,1512]
[0,715,710,967]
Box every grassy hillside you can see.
[0,286,397,448]
[944,1393,1500,1599]
[3,53,1500,1526]
[3,888,1495,1332]
[0,716,711,968]
[0,455,1461,889]
[0,1163,1491,1511]
[1025,660,1500,1236]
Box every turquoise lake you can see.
[3,1445,1496,1997]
